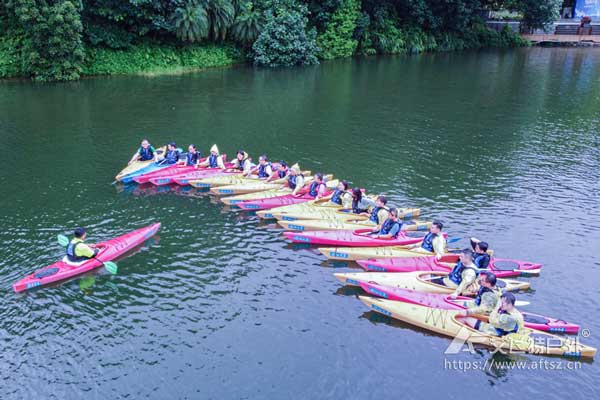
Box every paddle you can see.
[57,234,118,274]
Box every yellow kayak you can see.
[191,170,311,189]
[256,198,347,219]
[115,146,166,181]
[333,271,529,293]
[212,174,333,196]
[220,178,339,205]
[278,219,431,232]
[272,207,420,222]
[359,296,596,359]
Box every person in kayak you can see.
[329,180,352,208]
[177,144,200,166]
[364,195,389,231]
[128,139,158,164]
[410,220,446,259]
[66,228,99,264]
[163,142,181,165]
[287,164,306,196]
[198,144,225,169]
[351,188,375,214]
[475,292,524,336]
[457,272,501,316]
[371,208,403,239]
[306,173,328,199]
[248,155,273,179]
[267,161,288,182]
[470,237,490,269]
[442,249,479,298]
[228,150,252,174]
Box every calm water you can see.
[1,47,599,399]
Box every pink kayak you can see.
[283,228,441,247]
[13,223,161,293]
[134,165,197,184]
[358,281,579,334]
[235,190,333,210]
[150,164,235,186]
[356,256,542,277]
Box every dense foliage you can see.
[0,0,559,81]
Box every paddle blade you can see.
[515,300,530,307]
[447,237,462,244]
[57,234,70,247]
[104,261,118,275]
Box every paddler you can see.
[470,237,490,269]
[248,155,273,179]
[329,180,352,208]
[227,150,252,174]
[307,173,327,199]
[66,228,99,264]
[198,144,225,169]
[287,164,305,196]
[372,208,403,239]
[177,144,200,166]
[162,142,181,165]
[267,161,288,182]
[410,220,446,259]
[363,195,389,231]
[475,292,524,336]
[442,249,479,298]
[128,139,158,164]
[457,272,501,316]
[351,188,375,214]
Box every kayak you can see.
[235,191,334,210]
[115,146,166,181]
[333,271,530,294]
[210,173,323,196]
[256,199,345,219]
[284,229,446,247]
[13,223,161,293]
[358,296,595,358]
[134,165,197,184]
[278,219,432,233]
[189,165,298,188]
[171,168,237,186]
[274,207,421,222]
[118,162,173,184]
[318,244,474,261]
[358,281,578,334]
[356,256,542,277]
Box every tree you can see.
[317,0,360,59]
[231,2,263,45]
[514,0,560,31]
[171,1,209,42]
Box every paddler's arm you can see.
[451,269,477,298]
[76,242,99,259]
[292,176,305,196]
[460,292,497,316]
[433,235,446,260]
[376,223,401,239]
[128,149,141,164]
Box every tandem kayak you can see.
[115,146,166,181]
[283,229,446,247]
[333,271,530,294]
[358,296,594,358]
[356,256,542,277]
[278,219,432,233]
[358,281,578,334]
[13,223,161,293]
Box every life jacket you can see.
[66,240,89,262]
[186,152,199,166]
[494,310,520,336]
[369,206,388,224]
[309,181,326,197]
[257,162,271,178]
[421,232,436,252]
[330,190,344,205]
[139,146,154,161]
[277,169,288,179]
[208,154,218,168]
[473,252,491,269]
[236,158,247,171]
[448,261,478,286]
[164,149,180,164]
[352,199,369,214]
[473,286,494,306]
[288,174,303,189]
[379,219,402,238]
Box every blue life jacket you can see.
[421,232,436,252]
[164,149,180,164]
[369,206,388,224]
[309,181,326,197]
[66,241,89,262]
[352,199,368,214]
[494,310,520,336]
[257,162,271,178]
[448,261,478,286]
[208,154,218,168]
[330,190,344,205]
[379,219,402,238]
[473,252,490,269]
[186,152,199,166]
[473,286,493,306]
[288,174,303,189]
[139,146,154,161]
[236,159,247,171]
[277,169,288,179]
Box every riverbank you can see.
[0,26,528,81]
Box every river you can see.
[1,47,599,399]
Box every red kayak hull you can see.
[358,281,578,334]
[356,256,542,277]
[283,229,429,247]
[171,167,238,186]
[13,223,161,293]
[235,191,333,211]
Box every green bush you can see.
[316,0,360,60]
[0,33,24,79]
